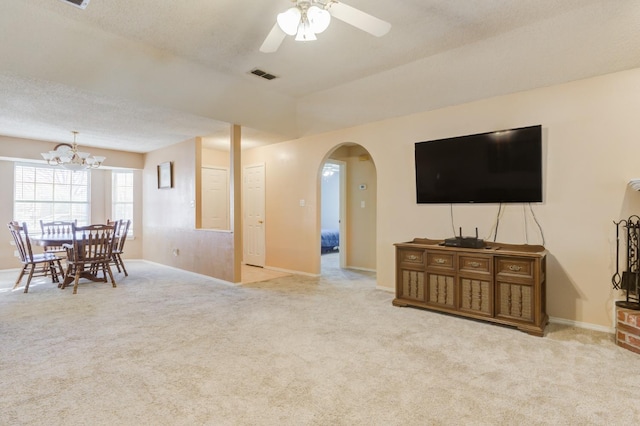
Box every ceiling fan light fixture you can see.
[295,21,317,41]
[277,7,301,36]
[260,0,391,53]
[307,5,331,34]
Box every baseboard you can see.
[140,260,238,287]
[264,265,320,277]
[376,285,394,293]
[347,265,376,273]
[548,316,614,334]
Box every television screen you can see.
[415,125,542,204]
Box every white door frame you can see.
[337,160,347,268]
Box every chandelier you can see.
[41,131,106,171]
[277,1,331,41]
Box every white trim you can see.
[376,285,394,293]
[548,316,614,334]
[347,265,376,273]
[265,265,319,277]
[138,260,237,287]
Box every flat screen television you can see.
[415,125,542,204]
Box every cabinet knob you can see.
[407,255,418,261]
[508,265,522,272]
[434,258,446,264]
[469,261,480,267]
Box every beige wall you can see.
[242,67,640,329]
[201,147,229,167]
[0,160,15,268]
[143,139,235,282]
[242,137,339,274]
[0,135,144,169]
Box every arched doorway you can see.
[319,143,377,275]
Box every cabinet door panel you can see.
[427,272,455,307]
[400,269,425,301]
[459,277,493,316]
[496,281,533,322]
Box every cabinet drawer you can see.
[458,255,491,275]
[495,257,534,280]
[398,250,424,266]
[426,252,454,269]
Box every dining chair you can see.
[39,219,77,254]
[7,221,64,293]
[109,219,130,276]
[39,219,77,276]
[62,223,117,294]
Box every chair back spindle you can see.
[40,220,77,253]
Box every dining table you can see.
[29,232,77,247]
[29,232,115,287]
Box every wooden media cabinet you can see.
[393,238,548,336]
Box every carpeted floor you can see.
[1,258,638,425]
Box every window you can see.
[112,171,134,236]
[14,163,90,232]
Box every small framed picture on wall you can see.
[158,161,173,189]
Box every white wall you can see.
[321,164,340,231]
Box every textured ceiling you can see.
[1,0,639,152]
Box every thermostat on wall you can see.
[359,184,367,190]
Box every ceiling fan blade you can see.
[260,23,286,53]
[327,1,391,37]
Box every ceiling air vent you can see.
[58,0,90,9]
[250,68,277,81]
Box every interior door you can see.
[243,164,265,267]
[201,166,229,230]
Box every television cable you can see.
[528,203,545,245]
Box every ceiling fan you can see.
[260,0,391,53]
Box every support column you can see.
[230,124,242,283]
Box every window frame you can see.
[111,170,135,237]
[13,162,91,233]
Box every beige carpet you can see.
[1,257,639,425]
